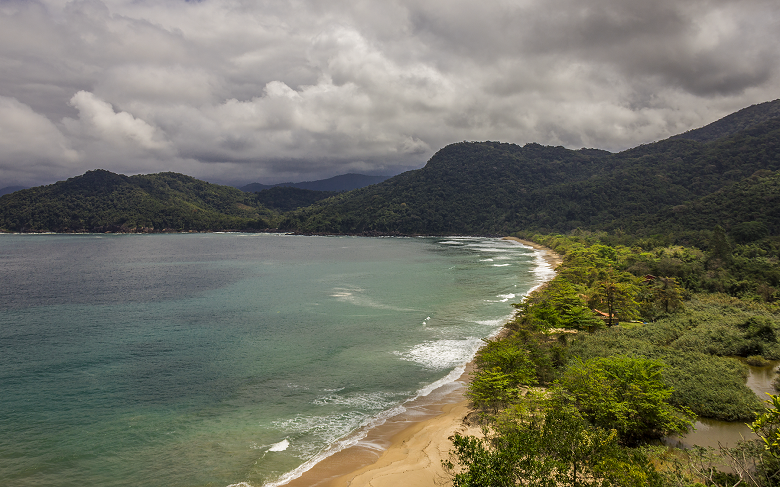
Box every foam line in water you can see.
[260,404,407,487]
[474,315,514,328]
[330,287,416,312]
[395,338,485,370]
[261,242,556,487]
[527,252,556,292]
[502,241,557,297]
[312,391,404,410]
[260,362,478,487]
[268,439,290,452]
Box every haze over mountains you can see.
[0,186,25,197]
[1,100,779,240]
[239,174,391,193]
[281,100,780,238]
[0,173,390,199]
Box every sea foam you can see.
[268,439,290,452]
[260,364,472,487]
[259,238,556,487]
[395,338,484,370]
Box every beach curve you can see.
[276,237,561,487]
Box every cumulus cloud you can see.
[0,96,80,183]
[0,0,778,186]
[66,90,170,151]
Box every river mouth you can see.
[665,361,778,449]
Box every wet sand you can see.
[280,238,560,487]
[281,367,479,487]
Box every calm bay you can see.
[0,233,551,487]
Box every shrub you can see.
[553,356,695,445]
[747,355,771,367]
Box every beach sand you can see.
[281,369,480,487]
[281,238,560,487]
[501,236,563,269]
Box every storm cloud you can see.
[1,0,778,186]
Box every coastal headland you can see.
[281,239,562,487]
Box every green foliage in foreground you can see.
[570,322,766,421]
[446,393,666,487]
[514,277,602,330]
[468,338,537,412]
[467,326,568,412]
[524,229,780,304]
[751,394,780,459]
[568,289,780,420]
[554,357,694,445]
[450,234,780,486]
[467,328,697,442]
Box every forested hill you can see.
[279,143,611,235]
[2,99,779,236]
[254,187,338,213]
[279,99,780,237]
[671,99,780,142]
[0,170,274,232]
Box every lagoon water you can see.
[0,234,550,487]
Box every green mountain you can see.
[279,100,780,237]
[0,170,274,233]
[279,143,611,234]
[3,99,779,237]
[631,170,780,239]
[671,99,780,142]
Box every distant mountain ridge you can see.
[2,99,779,237]
[240,173,390,192]
[254,187,339,213]
[671,100,780,142]
[0,186,26,197]
[0,170,273,233]
[279,99,780,236]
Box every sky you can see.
[1,0,779,187]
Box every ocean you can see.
[0,233,552,487]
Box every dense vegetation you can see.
[279,100,780,237]
[278,144,612,234]
[670,100,780,143]
[3,100,779,239]
[447,233,780,486]
[253,187,338,213]
[0,170,275,232]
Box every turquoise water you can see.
[0,234,550,487]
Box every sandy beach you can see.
[281,238,561,487]
[501,236,564,269]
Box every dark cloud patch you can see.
[0,0,778,186]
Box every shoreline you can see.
[273,237,562,487]
[501,236,563,269]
